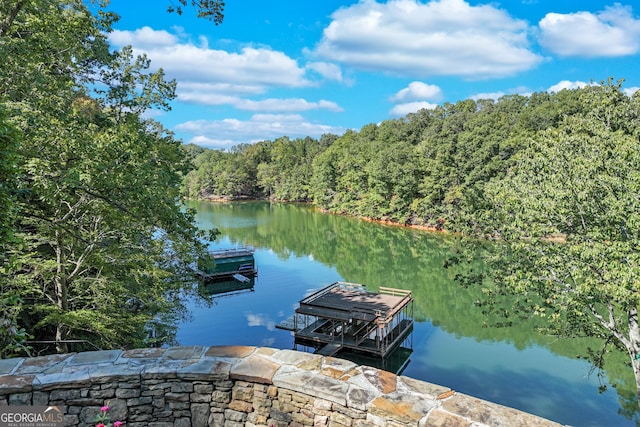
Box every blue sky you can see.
[105,0,640,149]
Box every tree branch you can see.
[588,300,629,349]
[1,0,26,37]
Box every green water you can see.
[179,200,637,427]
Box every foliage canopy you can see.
[0,0,212,356]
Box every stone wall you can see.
[0,346,564,427]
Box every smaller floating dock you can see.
[280,282,413,360]
[197,247,257,282]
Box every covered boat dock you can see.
[281,282,413,359]
[197,247,257,282]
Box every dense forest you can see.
[181,83,623,231]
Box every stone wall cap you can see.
[0,357,23,375]
[344,370,381,395]
[346,385,379,411]
[88,363,143,382]
[230,355,279,384]
[120,348,166,359]
[33,367,91,390]
[398,375,450,400]
[361,366,397,394]
[164,346,205,360]
[441,392,564,427]
[369,394,438,425]
[18,353,74,375]
[68,349,122,365]
[0,374,35,394]
[142,361,182,379]
[205,345,256,359]
[273,369,349,406]
[271,349,322,370]
[323,356,358,372]
[177,358,231,381]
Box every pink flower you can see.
[100,406,110,412]
[96,424,105,427]
[114,422,123,427]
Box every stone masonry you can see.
[0,346,566,427]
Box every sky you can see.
[104,0,640,149]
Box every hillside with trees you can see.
[182,85,590,230]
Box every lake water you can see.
[178,200,637,427]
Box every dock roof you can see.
[296,282,412,323]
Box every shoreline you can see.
[189,196,449,234]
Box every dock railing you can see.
[378,286,412,297]
[208,246,254,259]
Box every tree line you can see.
[182,86,602,230]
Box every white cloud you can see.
[139,108,167,119]
[109,27,316,92]
[109,27,345,134]
[110,26,178,48]
[538,4,640,57]
[470,87,532,100]
[390,82,442,102]
[261,337,276,346]
[471,91,506,101]
[164,45,309,87]
[175,114,346,149]
[176,82,266,97]
[198,35,209,50]
[624,87,640,96]
[306,62,344,82]
[313,0,541,79]
[232,99,342,113]
[188,135,236,149]
[176,90,343,112]
[390,101,439,116]
[177,81,265,105]
[469,86,533,101]
[389,82,441,116]
[547,80,589,92]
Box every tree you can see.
[1,0,211,353]
[167,0,225,24]
[465,82,640,407]
[0,106,29,358]
[0,107,18,249]
[256,162,277,199]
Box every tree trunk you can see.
[54,231,69,354]
[54,273,69,353]
[55,324,68,354]
[627,307,640,410]
[630,351,640,411]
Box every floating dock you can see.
[197,247,257,282]
[279,282,414,360]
